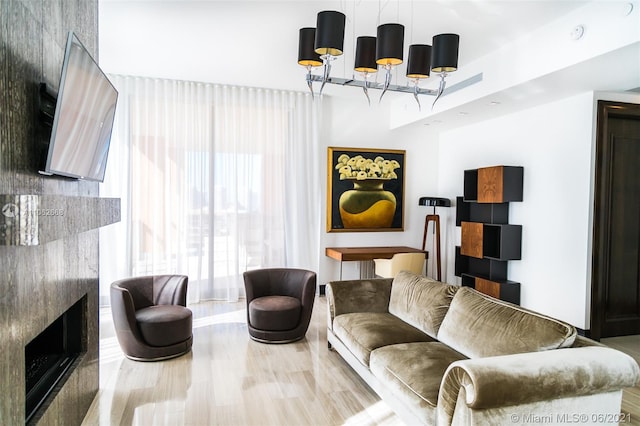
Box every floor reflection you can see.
[109,353,193,425]
[85,298,401,425]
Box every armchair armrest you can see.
[110,285,143,341]
[326,278,393,331]
[437,346,640,425]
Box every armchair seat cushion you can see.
[249,295,301,331]
[136,305,193,347]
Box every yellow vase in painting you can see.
[339,179,396,228]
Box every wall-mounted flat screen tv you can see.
[41,31,118,182]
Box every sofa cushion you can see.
[437,287,577,358]
[333,312,434,366]
[388,271,459,339]
[370,342,467,424]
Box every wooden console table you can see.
[325,246,428,279]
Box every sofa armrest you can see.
[437,346,640,425]
[571,334,607,348]
[326,278,393,331]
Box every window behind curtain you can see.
[99,77,319,305]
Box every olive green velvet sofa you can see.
[326,271,640,425]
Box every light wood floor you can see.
[83,297,402,426]
[83,297,640,426]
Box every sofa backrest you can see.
[437,287,577,358]
[388,271,459,339]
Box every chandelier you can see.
[298,10,461,109]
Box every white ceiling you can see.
[98,0,590,93]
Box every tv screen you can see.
[42,31,118,182]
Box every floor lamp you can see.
[419,197,451,281]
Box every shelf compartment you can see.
[455,247,508,282]
[455,196,469,226]
[455,196,510,225]
[463,169,478,201]
[461,274,476,288]
[461,274,521,304]
[454,246,466,277]
[477,165,523,203]
[475,276,520,304]
[483,224,522,260]
[460,222,522,260]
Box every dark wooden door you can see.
[591,101,640,339]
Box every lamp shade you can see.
[418,197,451,207]
[406,44,432,79]
[431,33,459,73]
[354,36,377,73]
[298,28,322,67]
[315,11,346,56]
[376,23,404,66]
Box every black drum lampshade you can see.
[431,33,459,73]
[314,11,346,56]
[354,36,377,73]
[376,23,404,66]
[406,44,432,79]
[298,28,322,67]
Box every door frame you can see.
[590,100,640,340]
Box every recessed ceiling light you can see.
[458,111,469,115]
[489,101,501,106]
[570,25,585,40]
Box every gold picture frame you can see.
[327,147,406,232]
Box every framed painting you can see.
[327,147,405,232]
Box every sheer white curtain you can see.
[99,76,320,304]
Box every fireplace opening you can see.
[25,296,86,424]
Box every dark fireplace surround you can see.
[1,1,123,424]
[24,296,86,425]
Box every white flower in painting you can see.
[338,165,352,180]
[334,153,401,180]
[337,154,350,165]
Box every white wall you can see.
[318,89,640,331]
[438,92,596,328]
[316,95,441,285]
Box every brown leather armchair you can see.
[110,275,193,361]
[243,268,316,343]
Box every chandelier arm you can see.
[362,83,371,106]
[413,84,421,111]
[319,59,332,96]
[306,68,315,99]
[379,65,392,103]
[431,73,447,110]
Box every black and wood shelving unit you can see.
[455,165,523,304]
